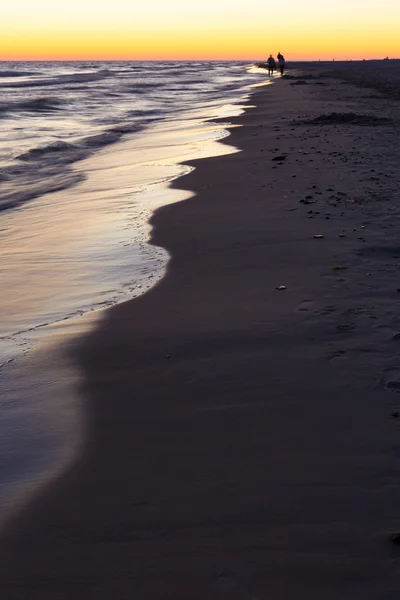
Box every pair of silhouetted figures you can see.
[267,53,286,76]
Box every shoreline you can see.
[0,81,261,522]
[0,100,243,356]
[1,68,266,354]
[2,66,400,597]
[0,76,266,525]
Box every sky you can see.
[1,0,399,61]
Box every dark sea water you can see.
[0,61,269,517]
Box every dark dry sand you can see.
[2,65,400,599]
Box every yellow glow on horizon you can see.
[1,1,399,61]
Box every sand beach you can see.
[2,61,400,598]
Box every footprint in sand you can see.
[316,305,337,316]
[381,368,400,391]
[296,299,315,312]
[327,349,348,361]
[321,272,348,284]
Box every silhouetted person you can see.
[277,53,286,76]
[267,55,276,77]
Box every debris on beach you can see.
[303,112,391,126]
[276,285,287,291]
[332,265,347,270]
[283,74,318,80]
[313,234,325,239]
[272,155,286,161]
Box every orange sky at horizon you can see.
[1,0,399,61]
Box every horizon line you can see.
[0,57,399,62]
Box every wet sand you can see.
[2,66,400,598]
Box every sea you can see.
[0,61,269,519]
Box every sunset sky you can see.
[2,0,399,61]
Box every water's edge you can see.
[0,74,272,523]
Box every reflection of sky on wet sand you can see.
[0,318,87,527]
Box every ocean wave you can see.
[0,170,84,212]
[125,108,164,119]
[81,131,123,148]
[0,97,65,115]
[16,119,146,165]
[0,70,112,89]
[1,121,145,211]
[178,78,209,85]
[126,82,166,90]
[0,70,39,78]
[21,97,64,111]
[102,92,125,98]
[0,115,148,211]
[97,111,160,129]
[17,141,89,165]
[109,123,144,134]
